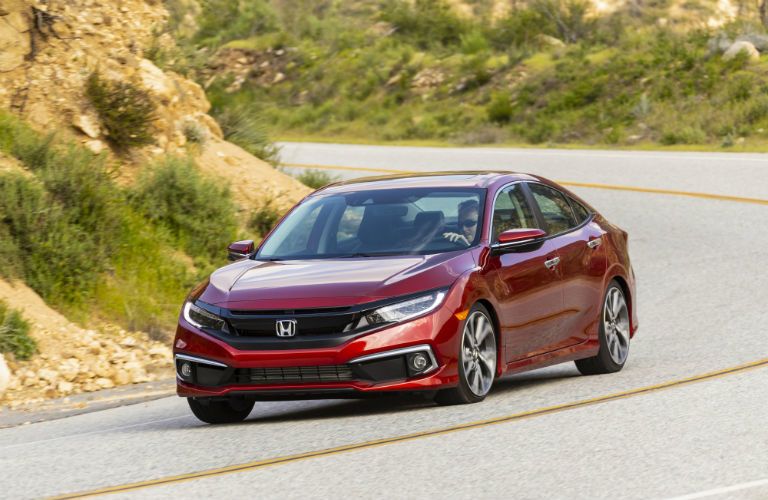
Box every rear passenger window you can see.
[568,197,591,224]
[528,183,577,235]
[491,184,537,241]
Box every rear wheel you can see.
[575,281,630,375]
[436,304,497,405]
[187,397,255,424]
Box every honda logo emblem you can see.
[275,319,297,337]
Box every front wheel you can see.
[187,397,255,424]
[436,303,497,405]
[575,281,631,375]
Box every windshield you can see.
[256,188,486,260]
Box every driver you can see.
[443,199,479,247]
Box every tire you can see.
[436,303,497,405]
[575,280,631,375]
[187,397,255,424]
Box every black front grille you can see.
[233,365,355,384]
[226,309,359,337]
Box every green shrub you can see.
[194,0,279,47]
[248,198,282,238]
[487,92,513,124]
[296,169,338,189]
[0,300,36,361]
[130,157,239,264]
[381,0,468,49]
[529,0,595,44]
[490,9,545,50]
[460,30,490,55]
[0,223,22,278]
[0,112,196,334]
[660,126,707,145]
[210,104,280,163]
[86,72,156,149]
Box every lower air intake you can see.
[234,365,355,384]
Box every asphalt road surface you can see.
[2,144,767,499]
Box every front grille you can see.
[227,309,359,337]
[233,365,355,384]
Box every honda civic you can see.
[174,172,638,424]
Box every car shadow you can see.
[237,366,581,425]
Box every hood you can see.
[198,251,477,309]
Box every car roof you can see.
[317,171,540,194]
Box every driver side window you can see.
[492,184,537,241]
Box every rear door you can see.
[526,183,606,350]
[557,196,607,343]
[483,183,566,362]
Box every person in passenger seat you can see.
[443,199,479,247]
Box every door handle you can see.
[587,237,602,249]
[544,257,560,270]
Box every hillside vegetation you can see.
[0,114,237,336]
[155,0,768,148]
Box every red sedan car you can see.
[174,172,638,424]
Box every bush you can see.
[296,169,338,189]
[660,126,707,145]
[460,30,490,55]
[194,0,279,47]
[130,157,239,264]
[182,120,209,145]
[381,0,468,49]
[0,115,120,305]
[248,198,282,238]
[0,300,36,361]
[211,105,280,163]
[0,223,22,278]
[0,112,196,334]
[487,92,514,124]
[490,8,548,50]
[529,0,595,44]
[86,72,156,149]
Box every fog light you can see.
[180,362,192,378]
[409,353,429,372]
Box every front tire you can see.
[187,397,255,424]
[436,303,497,405]
[576,280,631,375]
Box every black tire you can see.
[187,397,255,424]
[436,303,497,405]
[575,280,630,375]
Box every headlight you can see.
[365,290,447,325]
[183,302,228,332]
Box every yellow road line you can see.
[281,163,768,206]
[51,357,768,499]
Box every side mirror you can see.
[496,228,547,245]
[227,240,255,261]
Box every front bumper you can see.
[173,296,465,399]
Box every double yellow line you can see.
[282,162,768,206]
[53,357,768,499]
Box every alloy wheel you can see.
[603,287,630,365]
[462,310,497,397]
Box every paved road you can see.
[2,144,768,499]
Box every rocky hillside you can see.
[0,0,308,204]
[0,0,310,407]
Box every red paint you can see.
[496,228,547,244]
[175,172,638,398]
